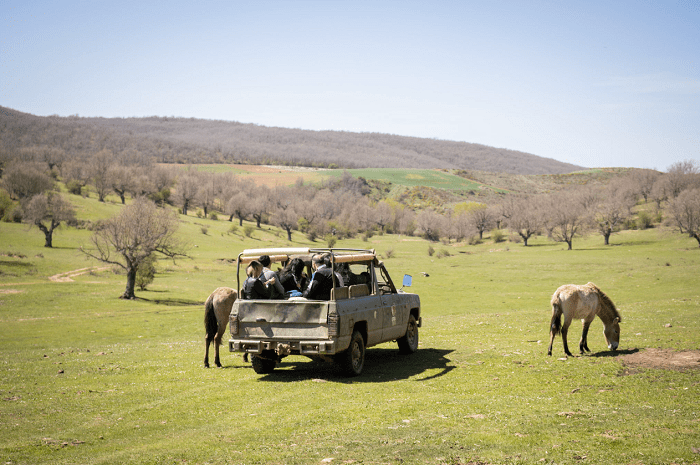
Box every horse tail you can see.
[204,295,218,342]
[550,293,562,336]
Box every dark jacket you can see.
[302,266,334,300]
[279,272,308,293]
[242,277,272,300]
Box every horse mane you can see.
[588,282,621,322]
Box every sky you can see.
[2,1,699,171]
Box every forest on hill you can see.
[0,106,582,174]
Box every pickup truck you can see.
[228,247,421,376]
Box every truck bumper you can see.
[229,339,337,356]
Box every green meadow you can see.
[1,193,699,465]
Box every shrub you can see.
[228,224,239,235]
[436,249,451,259]
[427,245,435,256]
[468,235,482,246]
[65,180,83,195]
[209,213,218,221]
[637,211,653,230]
[385,248,395,259]
[200,226,209,235]
[243,225,255,238]
[0,189,13,221]
[325,234,337,248]
[136,255,157,291]
[491,229,506,243]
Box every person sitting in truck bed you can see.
[242,260,274,300]
[302,254,335,300]
[279,257,308,294]
[258,255,286,299]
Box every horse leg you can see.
[580,321,592,353]
[204,337,212,368]
[214,323,226,368]
[547,331,556,356]
[561,324,573,357]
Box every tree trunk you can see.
[566,240,573,250]
[254,214,262,228]
[182,200,189,216]
[238,216,243,227]
[36,222,53,248]
[604,232,611,245]
[285,227,292,241]
[121,267,137,299]
[693,232,700,247]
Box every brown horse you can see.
[204,287,237,368]
[547,282,621,357]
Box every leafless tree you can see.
[22,192,76,247]
[416,208,443,241]
[249,187,270,228]
[90,149,114,202]
[175,171,200,215]
[273,205,299,241]
[594,184,635,245]
[226,191,251,225]
[1,161,53,200]
[626,169,659,203]
[62,159,91,196]
[650,175,669,208]
[81,197,188,299]
[666,159,700,198]
[506,196,543,246]
[109,165,135,204]
[372,200,393,233]
[668,188,700,247]
[196,172,222,217]
[468,205,493,240]
[544,192,589,250]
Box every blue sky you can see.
[2,1,699,171]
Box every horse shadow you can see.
[589,348,639,358]
[255,347,455,383]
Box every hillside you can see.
[0,106,583,174]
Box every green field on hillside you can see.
[1,193,699,464]
[330,168,489,192]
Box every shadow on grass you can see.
[137,296,203,306]
[590,348,639,358]
[256,347,455,383]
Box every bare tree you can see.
[416,208,443,242]
[666,159,700,198]
[507,196,543,246]
[273,205,299,241]
[626,169,659,203]
[372,200,393,233]
[175,171,199,215]
[62,159,91,196]
[1,161,53,200]
[468,205,493,240]
[226,191,250,225]
[544,193,589,250]
[90,149,114,202]
[22,192,76,247]
[668,188,700,247]
[81,197,188,299]
[594,184,634,245]
[109,165,135,204]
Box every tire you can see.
[397,314,419,354]
[337,330,365,376]
[251,354,276,374]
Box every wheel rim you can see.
[407,321,418,348]
[351,341,363,371]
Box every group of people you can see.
[242,253,341,301]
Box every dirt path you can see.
[621,348,700,371]
[48,266,110,283]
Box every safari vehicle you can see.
[228,247,421,376]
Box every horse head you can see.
[604,316,621,351]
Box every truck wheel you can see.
[251,354,276,374]
[338,330,365,376]
[397,315,419,354]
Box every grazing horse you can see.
[204,287,237,368]
[547,282,621,357]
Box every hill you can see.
[0,106,583,174]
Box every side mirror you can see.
[402,274,412,288]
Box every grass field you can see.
[1,193,699,464]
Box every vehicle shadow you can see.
[256,347,455,383]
